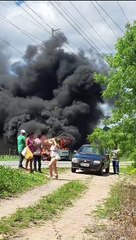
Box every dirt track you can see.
[0,171,90,220]
[4,171,119,240]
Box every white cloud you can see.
[0,1,135,61]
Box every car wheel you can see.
[71,167,76,173]
[106,165,109,174]
[98,165,103,175]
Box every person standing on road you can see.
[111,146,120,174]
[26,132,35,173]
[49,138,60,179]
[17,129,26,169]
[33,135,42,173]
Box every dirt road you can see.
[0,171,90,220]
[7,172,119,240]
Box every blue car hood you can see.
[74,153,103,160]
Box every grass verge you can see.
[120,165,136,175]
[96,167,136,219]
[96,182,123,219]
[0,166,67,198]
[0,180,87,238]
[0,156,18,161]
[93,168,136,240]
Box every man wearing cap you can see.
[17,129,26,168]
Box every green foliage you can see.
[0,166,48,198]
[0,167,67,199]
[96,183,123,219]
[88,22,136,164]
[87,128,114,150]
[0,180,87,236]
[120,165,136,175]
[0,155,18,161]
[96,178,136,240]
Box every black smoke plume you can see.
[0,32,108,148]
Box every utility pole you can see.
[51,28,61,36]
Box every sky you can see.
[0,1,136,63]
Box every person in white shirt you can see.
[48,138,60,179]
[111,146,120,174]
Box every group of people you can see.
[17,129,60,179]
[17,129,120,176]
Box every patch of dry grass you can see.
[105,183,136,240]
[85,175,136,240]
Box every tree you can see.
[88,22,136,164]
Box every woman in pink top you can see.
[26,132,35,173]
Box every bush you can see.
[0,166,47,198]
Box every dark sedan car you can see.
[71,144,110,175]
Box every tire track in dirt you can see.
[13,174,119,240]
[0,171,90,220]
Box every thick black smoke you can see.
[0,32,108,147]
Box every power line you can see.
[0,4,52,45]
[16,1,58,28]
[0,35,36,64]
[55,1,103,53]
[0,2,66,50]
[49,1,102,56]
[13,0,104,58]
[24,0,77,51]
[24,1,53,30]
[0,2,47,32]
[69,1,113,52]
[24,1,74,52]
[20,1,86,59]
[57,1,103,52]
[0,12,42,48]
[90,1,118,39]
[0,4,68,63]
[116,1,129,23]
[0,1,104,65]
[0,3,65,53]
[18,3,51,36]
[95,1,125,34]
[57,1,110,54]
[49,1,100,53]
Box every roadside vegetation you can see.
[86,22,136,239]
[88,22,136,167]
[86,167,136,240]
[120,165,136,175]
[0,155,18,161]
[0,180,87,238]
[0,166,48,198]
[0,166,67,198]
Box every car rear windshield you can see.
[78,146,100,154]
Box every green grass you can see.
[96,183,123,219]
[119,156,132,162]
[0,166,67,199]
[0,166,48,198]
[120,165,136,175]
[96,166,136,219]
[0,180,87,237]
[0,155,18,161]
